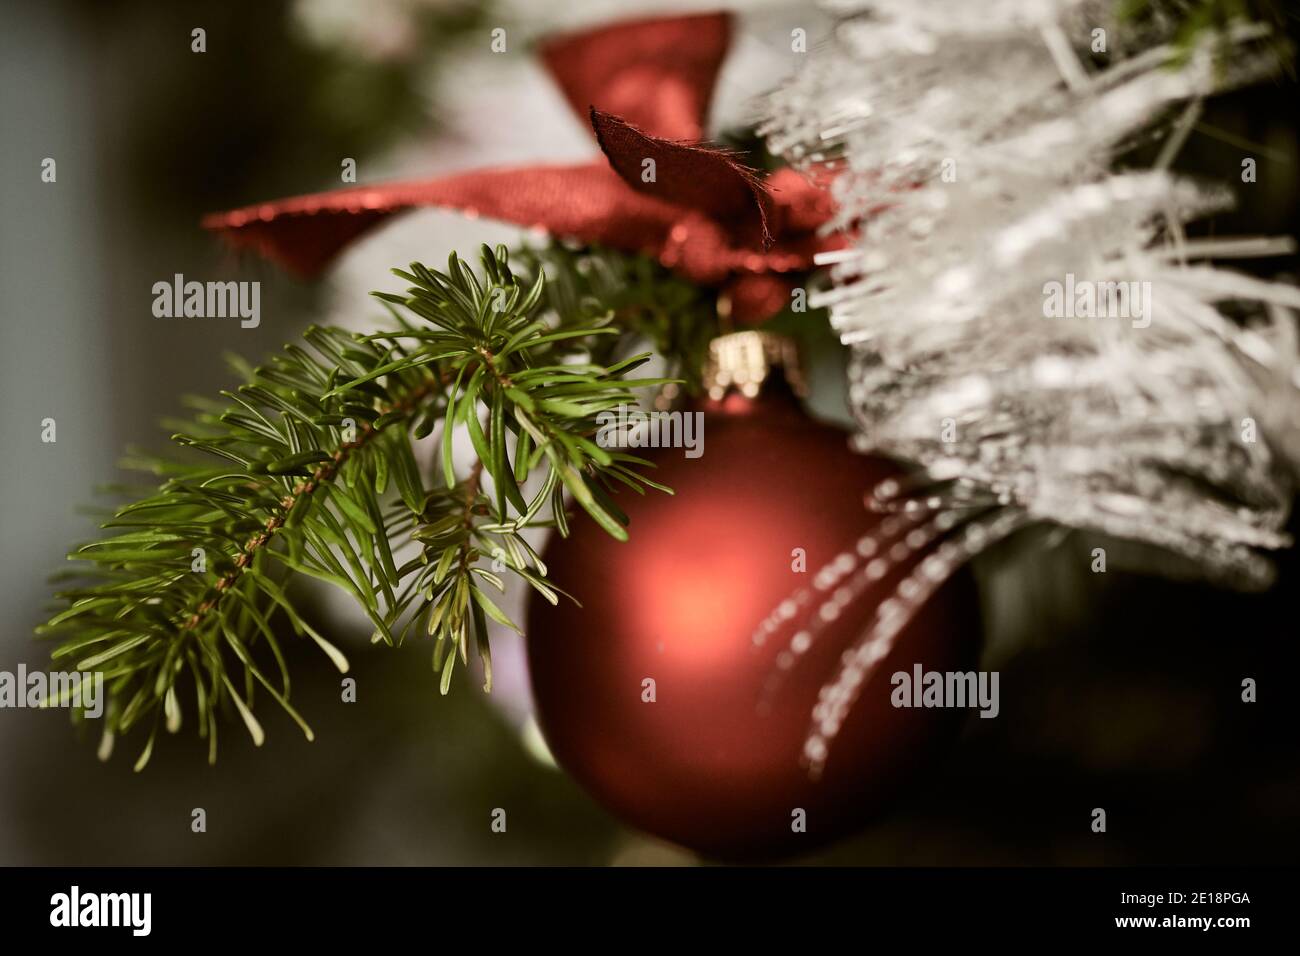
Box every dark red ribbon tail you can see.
[589,109,773,250]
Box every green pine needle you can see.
[40,243,698,767]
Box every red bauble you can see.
[526,383,981,859]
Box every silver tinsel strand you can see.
[754,0,1300,772]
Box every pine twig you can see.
[40,244,682,768]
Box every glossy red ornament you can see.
[526,381,982,859]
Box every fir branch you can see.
[515,243,720,390]
[41,244,676,767]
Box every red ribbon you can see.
[203,12,843,324]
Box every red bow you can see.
[203,12,843,324]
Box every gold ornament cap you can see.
[701,331,806,400]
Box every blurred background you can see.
[1,0,1297,865]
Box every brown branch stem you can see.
[181,373,445,632]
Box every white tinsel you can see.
[757,1,1300,772]
[762,0,1300,586]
